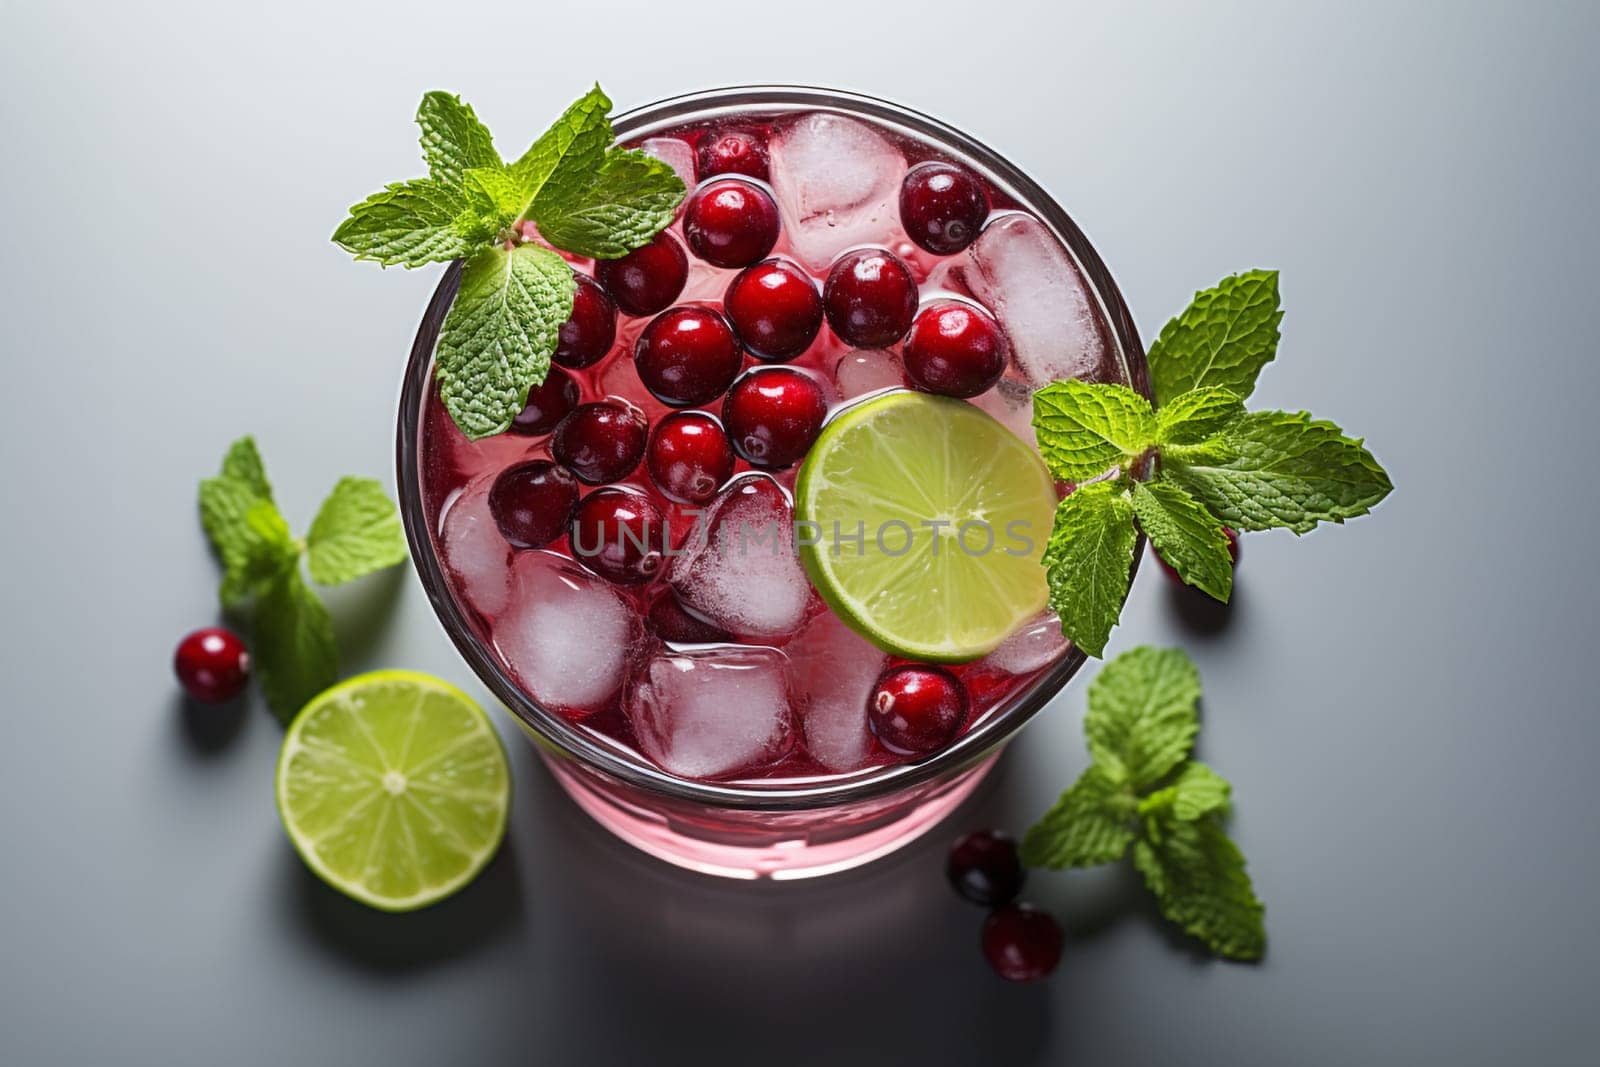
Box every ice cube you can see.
[668,474,812,638]
[438,475,513,618]
[834,348,904,399]
[787,611,886,772]
[770,113,908,271]
[641,137,697,190]
[964,213,1110,386]
[626,645,794,779]
[491,550,641,717]
[984,612,1068,675]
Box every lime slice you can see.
[275,671,510,912]
[795,391,1059,662]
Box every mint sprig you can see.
[198,437,408,720]
[333,86,687,440]
[1033,270,1394,656]
[1021,646,1266,961]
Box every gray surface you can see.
[2,0,1596,1063]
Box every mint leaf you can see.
[1133,814,1265,960]
[332,178,494,269]
[1155,386,1245,446]
[1148,270,1282,405]
[1021,764,1137,869]
[1032,381,1156,482]
[1165,409,1393,534]
[533,148,686,259]
[306,477,408,585]
[199,438,298,607]
[1083,645,1201,788]
[1042,482,1137,658]
[436,244,576,439]
[504,85,614,224]
[1131,479,1234,601]
[254,569,338,722]
[220,436,272,500]
[417,91,500,189]
[217,500,298,606]
[1141,761,1232,822]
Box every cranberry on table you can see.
[823,248,919,347]
[647,410,736,505]
[683,179,781,269]
[900,161,989,255]
[648,591,732,644]
[695,128,770,182]
[724,259,823,361]
[594,232,688,317]
[868,664,967,756]
[174,627,251,703]
[551,401,648,485]
[634,307,744,407]
[981,904,1064,982]
[947,830,1026,908]
[903,300,1010,398]
[569,487,667,585]
[722,367,829,469]
[488,460,578,549]
[552,273,618,369]
[510,367,580,436]
[1154,526,1241,584]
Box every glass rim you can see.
[395,84,1148,811]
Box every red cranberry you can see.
[510,367,580,436]
[695,129,770,182]
[634,306,744,407]
[552,273,617,368]
[1155,526,1240,583]
[174,627,251,703]
[488,460,578,549]
[947,830,1026,908]
[981,904,1064,982]
[648,591,732,644]
[647,410,736,505]
[569,487,667,585]
[903,300,1010,398]
[683,179,781,269]
[551,401,648,485]
[721,367,829,469]
[868,665,967,755]
[595,232,688,316]
[900,161,989,255]
[823,248,919,347]
[724,259,823,361]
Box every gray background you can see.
[2,0,1596,1063]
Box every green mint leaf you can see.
[1148,270,1282,406]
[253,568,339,723]
[1041,482,1138,658]
[504,85,614,224]
[532,147,686,259]
[1032,381,1156,482]
[217,500,299,606]
[1130,479,1234,601]
[1133,814,1266,961]
[464,165,530,220]
[1155,386,1245,446]
[220,436,273,501]
[1083,645,1201,788]
[332,178,494,269]
[436,244,576,439]
[1021,764,1137,869]
[199,438,298,607]
[305,477,408,585]
[416,91,500,189]
[1165,409,1394,534]
[1140,761,1232,822]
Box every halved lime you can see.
[275,671,510,912]
[795,391,1059,662]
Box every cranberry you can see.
[903,300,1010,398]
[868,665,967,755]
[823,248,919,347]
[510,367,580,436]
[551,401,647,485]
[648,591,732,644]
[488,460,578,549]
[947,830,1026,908]
[594,232,688,316]
[174,627,251,703]
[1155,526,1241,584]
[569,487,667,585]
[724,259,823,361]
[552,273,618,368]
[695,129,770,182]
[634,307,744,407]
[981,904,1064,982]
[683,179,781,269]
[647,410,736,505]
[900,161,989,255]
[721,367,829,469]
